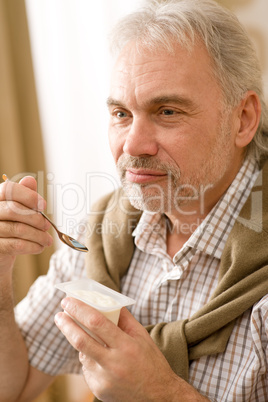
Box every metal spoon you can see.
[2,174,88,252]
[39,211,88,252]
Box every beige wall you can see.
[217,0,268,103]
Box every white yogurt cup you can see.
[55,279,136,343]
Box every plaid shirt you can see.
[15,157,268,401]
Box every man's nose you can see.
[123,117,158,157]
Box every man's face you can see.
[108,41,243,217]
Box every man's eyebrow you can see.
[106,97,126,108]
[144,95,197,109]
[106,95,197,109]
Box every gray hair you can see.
[110,0,268,162]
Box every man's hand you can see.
[0,176,53,273]
[0,176,54,401]
[55,298,210,402]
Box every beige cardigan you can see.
[85,160,268,381]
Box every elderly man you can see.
[0,0,268,401]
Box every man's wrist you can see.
[0,256,16,279]
[164,373,210,402]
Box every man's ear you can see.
[235,90,261,149]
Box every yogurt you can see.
[55,279,136,329]
[71,289,121,308]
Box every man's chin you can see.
[123,185,168,213]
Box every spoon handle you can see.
[40,211,59,232]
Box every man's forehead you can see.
[111,39,215,83]
[108,39,223,111]
[110,49,185,95]
[113,46,175,74]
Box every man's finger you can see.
[0,201,51,231]
[19,175,38,192]
[0,180,46,211]
[59,298,128,349]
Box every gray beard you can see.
[117,156,181,213]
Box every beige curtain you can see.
[0,0,69,401]
[0,0,53,303]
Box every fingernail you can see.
[54,312,63,325]
[37,197,46,211]
[61,298,68,309]
[47,234,54,246]
[44,219,52,231]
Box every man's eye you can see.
[161,109,176,115]
[115,111,128,118]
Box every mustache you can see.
[116,155,181,182]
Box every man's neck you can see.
[165,212,206,258]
